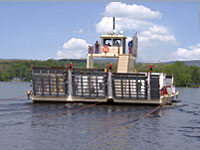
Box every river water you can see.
[0,82,199,150]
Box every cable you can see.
[83,98,167,148]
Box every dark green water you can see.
[0,82,199,150]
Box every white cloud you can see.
[95,2,178,62]
[95,2,176,45]
[104,2,162,19]
[137,25,178,62]
[139,25,177,44]
[56,38,90,59]
[172,43,200,60]
[96,2,161,34]
[96,17,153,33]
[96,17,117,33]
[189,43,200,50]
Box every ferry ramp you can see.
[117,54,129,73]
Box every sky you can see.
[0,1,200,62]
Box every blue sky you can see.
[0,2,199,62]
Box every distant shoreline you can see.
[1,59,200,87]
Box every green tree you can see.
[180,73,192,87]
[24,68,31,81]
[7,67,15,78]
[164,62,187,86]
[190,66,200,84]
[1,72,10,81]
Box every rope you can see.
[37,96,167,122]
[139,100,165,120]
[0,95,26,101]
[83,97,167,147]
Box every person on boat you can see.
[26,90,31,100]
[150,64,153,72]
[95,41,100,54]
[115,40,120,46]
[88,46,92,54]
[105,65,108,73]
[128,40,133,54]
[88,46,94,54]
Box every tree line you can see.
[0,59,200,87]
[0,59,86,81]
[137,61,200,87]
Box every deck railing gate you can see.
[71,69,108,98]
[112,73,148,100]
[32,67,68,97]
[150,74,160,99]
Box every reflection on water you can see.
[0,82,200,150]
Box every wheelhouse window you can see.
[103,39,112,46]
[113,39,121,46]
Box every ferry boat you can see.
[29,18,179,105]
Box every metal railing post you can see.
[108,71,113,99]
[147,72,151,100]
[67,69,73,101]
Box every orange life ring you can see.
[102,46,109,53]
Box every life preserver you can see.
[102,46,109,53]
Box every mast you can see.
[113,17,115,31]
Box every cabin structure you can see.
[87,18,138,73]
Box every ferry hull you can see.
[31,92,178,105]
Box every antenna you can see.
[113,17,115,31]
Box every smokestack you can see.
[113,17,115,30]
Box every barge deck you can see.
[31,67,178,105]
